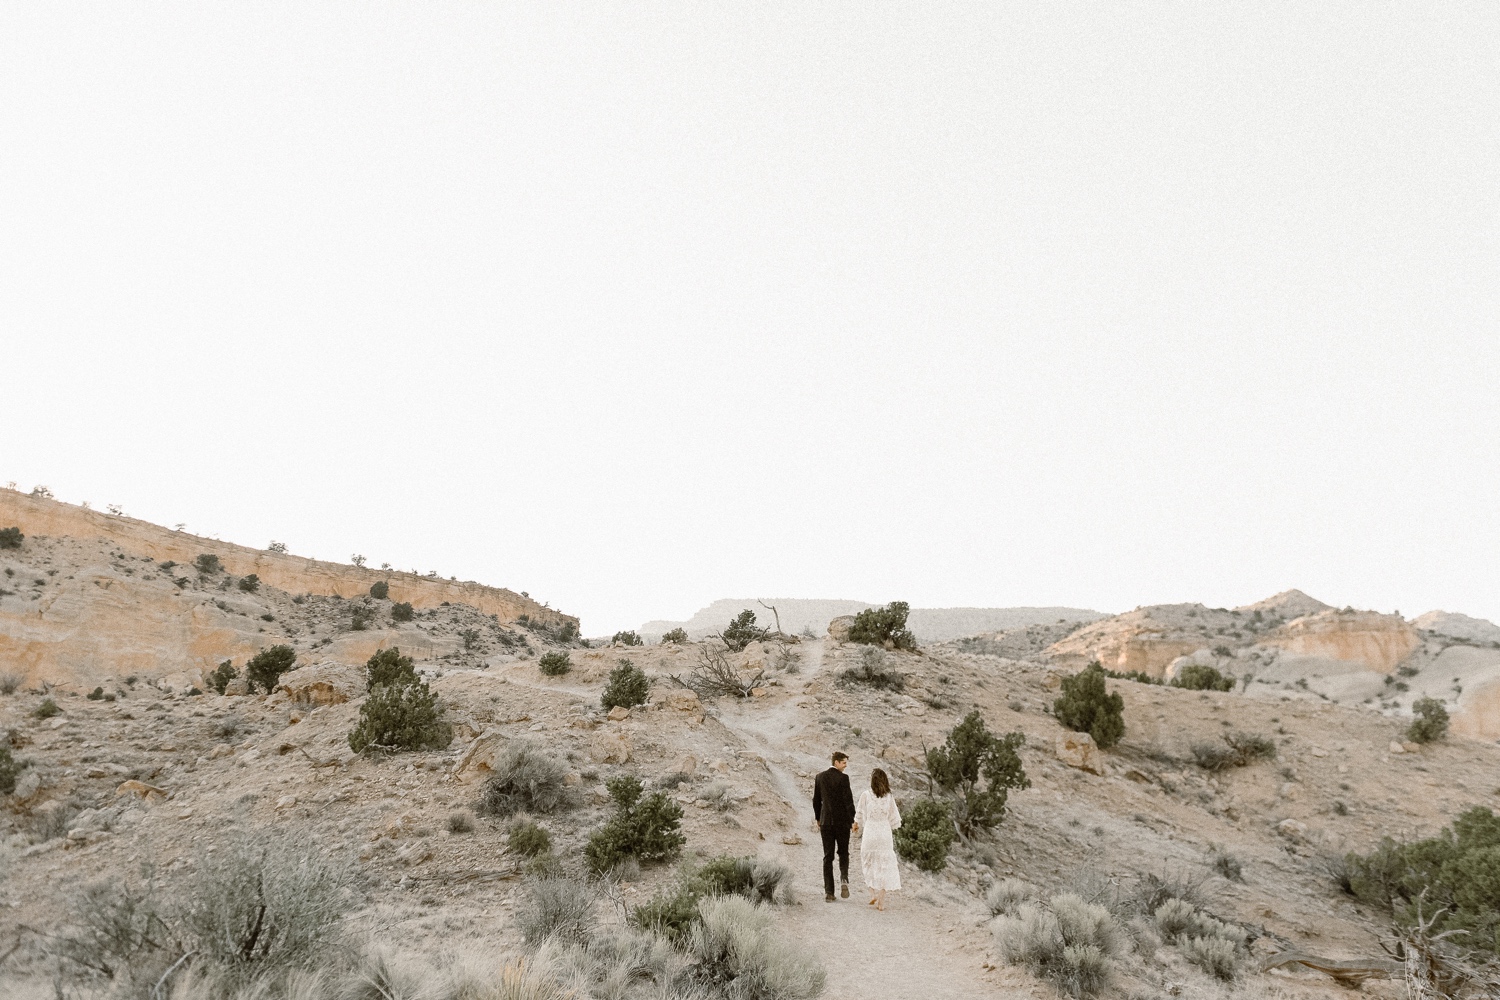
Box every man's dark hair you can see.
[831,751,848,764]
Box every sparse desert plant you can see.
[0,526,22,549]
[391,601,414,623]
[237,573,260,593]
[266,540,288,553]
[846,601,917,650]
[893,797,956,871]
[208,660,239,695]
[685,895,826,1000]
[1408,696,1450,743]
[477,742,574,817]
[516,874,596,945]
[506,817,552,856]
[585,775,685,875]
[369,580,389,599]
[697,780,738,812]
[1180,934,1239,980]
[986,878,1037,916]
[212,713,245,742]
[1192,731,1276,771]
[661,627,689,644]
[601,658,651,710]
[86,686,104,700]
[925,710,1029,837]
[612,630,644,647]
[1171,664,1236,692]
[447,811,475,834]
[1120,869,1211,917]
[245,644,296,693]
[34,697,60,719]
[537,651,572,677]
[48,880,175,984]
[195,553,222,574]
[0,745,22,795]
[0,670,22,694]
[1208,847,1244,882]
[347,676,452,753]
[1053,662,1125,749]
[174,833,351,975]
[994,894,1123,997]
[365,647,418,689]
[719,610,767,652]
[837,647,906,692]
[1153,899,1244,979]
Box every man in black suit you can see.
[812,750,858,902]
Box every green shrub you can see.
[364,647,418,689]
[894,797,957,871]
[208,660,238,695]
[1408,697,1449,743]
[601,659,650,709]
[847,601,916,650]
[925,710,1029,837]
[476,741,574,817]
[661,627,689,645]
[1346,806,1500,952]
[0,746,21,795]
[0,527,22,549]
[391,602,414,623]
[195,553,222,574]
[632,883,702,944]
[347,678,452,753]
[506,817,552,857]
[612,630,644,647]
[585,775,685,874]
[1053,662,1125,749]
[237,574,260,593]
[555,621,578,643]
[34,697,60,719]
[245,644,296,693]
[720,611,767,652]
[369,581,389,599]
[1171,664,1236,692]
[631,855,793,945]
[1103,668,1161,685]
[537,651,572,676]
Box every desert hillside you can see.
[641,598,1105,645]
[2,509,1498,999]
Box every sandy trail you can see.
[715,640,1005,1000]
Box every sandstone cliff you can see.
[0,491,573,627]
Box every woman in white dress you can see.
[855,767,902,911]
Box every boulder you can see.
[1276,818,1309,841]
[10,769,41,803]
[275,661,364,706]
[1389,741,1405,754]
[115,779,168,802]
[659,689,701,712]
[676,755,698,776]
[607,706,631,721]
[1055,732,1106,775]
[828,616,855,642]
[590,730,632,764]
[453,729,507,779]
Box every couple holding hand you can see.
[812,751,903,910]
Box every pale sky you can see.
[3,6,1497,635]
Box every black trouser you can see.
[821,824,851,896]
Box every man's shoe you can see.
[840,882,850,898]
[825,893,836,903]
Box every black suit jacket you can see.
[813,766,855,829]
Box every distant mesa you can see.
[639,598,1107,646]
[1411,610,1500,645]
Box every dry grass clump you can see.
[1190,731,1276,771]
[985,877,1037,916]
[477,741,575,818]
[993,893,1123,997]
[515,875,597,946]
[684,895,826,1000]
[1153,899,1246,981]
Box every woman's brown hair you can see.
[870,768,890,798]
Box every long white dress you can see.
[855,789,903,891]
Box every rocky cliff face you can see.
[1257,610,1420,674]
[0,491,573,628]
[0,492,575,692]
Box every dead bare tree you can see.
[672,644,763,699]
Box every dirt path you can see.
[716,640,1009,1000]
